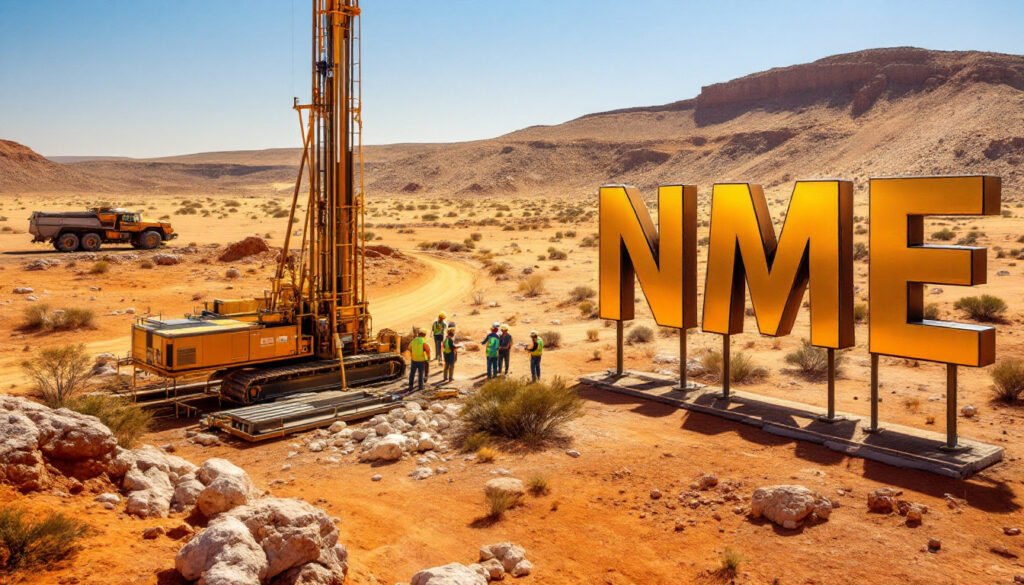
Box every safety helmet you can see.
[439,312,447,319]
[500,323,509,331]
[447,326,456,333]
[492,322,500,329]
[530,330,538,336]
[416,327,426,335]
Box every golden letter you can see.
[869,176,1000,366]
[702,181,854,349]
[599,184,698,329]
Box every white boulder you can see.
[750,485,832,529]
[196,458,257,517]
[411,562,487,585]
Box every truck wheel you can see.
[139,230,162,250]
[55,232,80,252]
[80,232,102,252]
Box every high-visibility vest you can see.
[530,338,544,356]
[432,320,446,336]
[443,337,455,354]
[485,335,499,357]
[410,336,430,361]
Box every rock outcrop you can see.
[750,485,832,529]
[176,497,348,585]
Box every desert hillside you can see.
[2,47,1022,197]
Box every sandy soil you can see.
[2,188,1024,585]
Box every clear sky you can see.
[1,0,1021,158]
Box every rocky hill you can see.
[2,47,1022,197]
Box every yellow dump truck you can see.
[29,207,176,252]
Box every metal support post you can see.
[818,348,845,422]
[865,353,881,433]
[615,321,624,376]
[677,327,687,390]
[939,363,967,452]
[717,334,731,400]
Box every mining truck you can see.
[29,207,176,252]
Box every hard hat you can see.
[530,330,538,336]
[500,323,509,331]
[416,327,426,335]
[447,326,456,332]
[492,322,500,329]
[439,312,447,319]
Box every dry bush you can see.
[20,304,50,330]
[992,358,1024,403]
[518,274,546,297]
[140,260,154,269]
[784,339,843,379]
[0,506,89,571]
[578,300,595,317]
[547,247,568,260]
[462,431,490,452]
[21,345,92,408]
[586,329,599,342]
[89,261,109,275]
[476,446,499,463]
[471,290,486,306]
[528,475,550,496]
[461,377,582,445]
[626,325,654,344]
[69,395,152,448]
[923,303,941,320]
[931,228,956,241]
[539,330,561,349]
[954,295,1007,322]
[854,303,867,323]
[484,488,520,519]
[700,349,767,384]
[853,241,868,261]
[569,285,596,302]
[719,547,746,574]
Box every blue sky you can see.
[0,0,1021,158]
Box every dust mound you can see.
[218,236,271,262]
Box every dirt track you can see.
[372,251,478,332]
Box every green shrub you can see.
[89,261,109,275]
[21,345,92,408]
[539,330,561,349]
[626,325,654,344]
[0,506,89,571]
[55,308,95,331]
[461,377,582,445]
[956,230,983,245]
[954,295,1007,322]
[578,300,596,317]
[784,339,842,379]
[991,358,1024,403]
[931,228,956,241]
[923,303,941,320]
[569,285,596,302]
[69,395,152,448]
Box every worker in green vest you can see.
[442,326,457,382]
[481,323,500,379]
[431,312,447,365]
[408,327,431,392]
[527,330,543,382]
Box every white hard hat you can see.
[492,322,500,328]
[530,330,538,336]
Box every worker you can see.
[527,330,544,382]
[497,323,513,376]
[431,312,448,364]
[481,322,500,379]
[442,326,457,382]
[408,328,431,392]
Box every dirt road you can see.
[371,251,478,332]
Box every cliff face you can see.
[695,47,1024,117]
[0,140,101,192]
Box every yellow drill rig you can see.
[130,0,405,404]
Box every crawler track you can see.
[219,353,405,404]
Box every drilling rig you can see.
[130,0,406,404]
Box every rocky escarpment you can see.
[695,47,1024,117]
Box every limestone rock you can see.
[176,516,269,585]
[359,433,405,462]
[480,542,531,577]
[750,485,832,529]
[196,458,257,517]
[484,478,525,499]
[410,563,487,585]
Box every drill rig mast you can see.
[131,0,405,403]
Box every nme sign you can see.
[599,176,1001,367]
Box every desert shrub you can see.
[422,213,439,222]
[626,325,654,344]
[20,306,94,332]
[569,285,596,302]
[517,274,546,297]
[527,475,550,496]
[272,209,289,218]
[932,228,956,241]
[0,507,89,571]
[68,395,152,448]
[488,262,510,276]
[923,303,941,320]
[470,232,482,242]
[484,488,520,519]
[476,446,499,463]
[586,329,599,342]
[21,345,92,408]
[700,350,767,384]
[20,304,50,330]
[461,377,582,445]
[853,303,867,323]
[719,547,746,574]
[471,289,486,306]
[140,260,154,269]
[579,234,598,247]
[579,301,595,317]
[539,330,561,349]
[225,268,240,279]
[992,358,1024,403]
[89,261,109,275]
[462,431,491,452]
[954,294,1007,322]
[784,339,843,379]
[547,247,568,260]
[853,241,868,261]
[956,230,983,245]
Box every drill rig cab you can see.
[131,0,405,404]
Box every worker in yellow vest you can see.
[431,312,447,364]
[408,327,431,392]
[527,330,543,382]
[442,326,458,382]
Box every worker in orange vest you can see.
[408,327,431,392]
